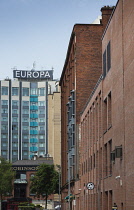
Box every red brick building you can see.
[80,0,134,210]
[59,6,114,210]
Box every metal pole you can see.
[68,153,70,210]
[59,166,60,206]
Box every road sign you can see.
[86,182,94,190]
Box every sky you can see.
[0,0,117,80]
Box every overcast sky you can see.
[0,0,117,80]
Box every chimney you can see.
[101,6,115,31]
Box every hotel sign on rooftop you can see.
[13,70,53,80]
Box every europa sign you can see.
[13,70,53,80]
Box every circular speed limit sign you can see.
[86,182,94,190]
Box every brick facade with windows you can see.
[80,0,134,209]
[59,6,114,210]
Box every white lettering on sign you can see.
[13,70,52,79]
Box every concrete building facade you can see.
[0,69,61,166]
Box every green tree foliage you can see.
[0,157,15,209]
[30,163,59,209]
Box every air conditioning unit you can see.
[115,146,122,159]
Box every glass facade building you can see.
[0,70,59,162]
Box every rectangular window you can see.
[103,50,106,78]
[12,109,18,114]
[2,117,8,121]
[2,108,8,114]
[108,92,112,128]
[23,118,29,122]
[23,126,28,130]
[30,88,37,95]
[12,125,18,130]
[39,118,45,122]
[2,100,8,105]
[40,126,44,130]
[39,143,44,147]
[12,117,18,122]
[2,151,7,155]
[23,143,28,147]
[2,142,7,147]
[2,87,8,95]
[23,151,28,155]
[104,98,107,132]
[107,41,111,71]
[39,110,45,114]
[23,135,28,139]
[13,143,18,147]
[22,88,29,96]
[23,101,29,106]
[12,87,19,96]
[39,135,45,139]
[12,134,18,139]
[1,134,7,138]
[1,125,8,130]
[38,101,45,106]
[13,151,18,155]
[12,100,18,106]
[39,88,45,96]
[23,109,29,114]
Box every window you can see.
[2,151,7,155]
[107,41,111,71]
[2,87,8,95]
[1,134,7,138]
[23,101,29,106]
[2,117,8,121]
[39,135,45,139]
[23,135,28,139]
[12,109,18,114]
[2,108,8,113]
[22,88,29,96]
[40,126,44,131]
[39,88,45,96]
[30,88,37,95]
[2,142,7,147]
[12,117,18,122]
[39,110,45,114]
[108,92,112,128]
[23,126,28,130]
[2,100,8,105]
[13,151,18,155]
[39,118,45,122]
[39,143,44,147]
[12,87,19,96]
[103,41,111,78]
[12,125,18,130]
[23,151,28,156]
[23,118,28,122]
[103,98,107,132]
[12,134,18,139]
[103,50,106,78]
[38,101,45,106]
[12,100,18,106]
[13,143,18,147]
[23,143,28,147]
[23,109,29,114]
[39,152,44,156]
[1,125,8,130]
